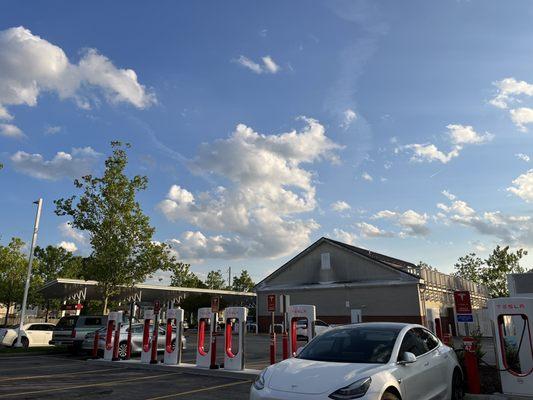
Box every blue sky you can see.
[1,0,533,283]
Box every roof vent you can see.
[321,253,331,270]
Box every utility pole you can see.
[15,198,43,347]
[228,267,232,289]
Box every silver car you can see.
[82,322,186,359]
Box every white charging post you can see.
[163,307,184,365]
[140,309,154,364]
[488,296,533,396]
[287,304,316,356]
[223,307,247,371]
[103,311,122,361]
[196,307,214,368]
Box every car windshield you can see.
[298,326,401,364]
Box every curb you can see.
[88,358,261,380]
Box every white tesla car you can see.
[250,323,463,400]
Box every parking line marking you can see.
[0,367,117,382]
[145,380,252,400]
[0,371,182,398]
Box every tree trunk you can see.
[3,299,10,327]
[102,294,109,315]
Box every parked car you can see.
[81,322,186,359]
[250,323,463,400]
[0,323,55,348]
[50,315,108,352]
[295,319,330,340]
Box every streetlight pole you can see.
[15,199,43,347]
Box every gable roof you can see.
[254,237,421,290]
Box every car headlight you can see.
[253,369,267,390]
[329,377,372,399]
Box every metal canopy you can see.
[38,278,256,305]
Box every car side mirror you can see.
[398,352,417,365]
[295,347,304,357]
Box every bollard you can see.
[209,331,218,369]
[282,332,288,360]
[126,327,132,360]
[112,323,121,361]
[92,331,100,359]
[463,337,481,394]
[270,332,276,364]
[150,321,159,364]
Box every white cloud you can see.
[0,26,155,125]
[361,172,373,181]
[437,192,533,246]
[373,209,430,236]
[447,124,493,145]
[490,77,533,109]
[508,170,533,203]
[516,153,530,163]
[331,200,351,212]
[332,229,358,245]
[262,56,280,74]
[58,241,77,252]
[11,146,101,180]
[403,143,460,164]
[356,222,393,238]
[340,108,357,129]
[45,125,61,135]
[400,124,491,164]
[158,118,341,260]
[58,221,87,244]
[0,123,25,139]
[235,55,281,74]
[510,107,533,132]
[442,190,456,201]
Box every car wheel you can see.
[381,391,400,400]
[21,337,29,349]
[451,369,464,400]
[118,342,128,359]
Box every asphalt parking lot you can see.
[0,333,300,400]
[0,354,253,400]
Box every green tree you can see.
[54,142,171,314]
[205,270,226,289]
[484,246,527,297]
[169,261,205,288]
[454,253,484,283]
[0,238,27,326]
[231,270,255,292]
[454,246,527,298]
[34,245,84,281]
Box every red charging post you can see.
[150,300,161,364]
[267,294,276,364]
[92,330,100,359]
[463,337,481,394]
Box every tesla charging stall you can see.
[288,304,316,356]
[141,309,155,364]
[104,311,122,361]
[163,307,184,365]
[488,296,533,396]
[223,307,247,371]
[196,307,215,368]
